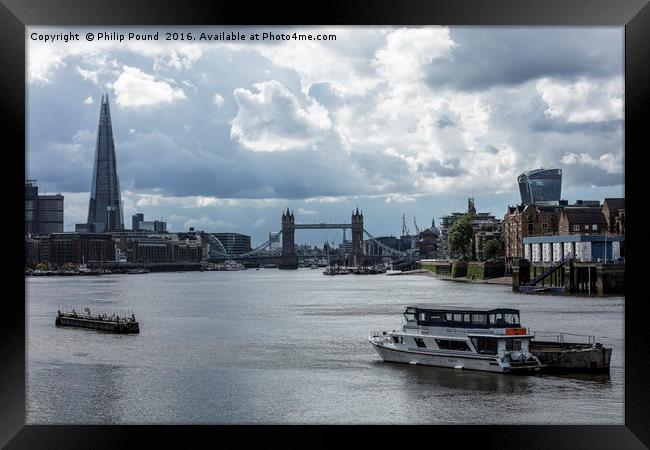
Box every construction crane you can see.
[413,217,421,236]
[402,214,410,238]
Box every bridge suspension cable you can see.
[363,229,409,258]
[238,230,283,258]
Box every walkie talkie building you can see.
[517,168,562,205]
[86,94,124,232]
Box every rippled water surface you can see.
[26,270,624,424]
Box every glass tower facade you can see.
[517,168,562,205]
[87,94,124,232]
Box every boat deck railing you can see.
[58,307,137,324]
[531,331,595,345]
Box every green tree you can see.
[484,238,502,260]
[35,263,48,271]
[448,215,474,259]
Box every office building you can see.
[517,168,562,205]
[36,194,64,235]
[25,180,64,235]
[84,94,124,232]
[25,180,39,235]
[131,212,167,232]
[210,233,252,256]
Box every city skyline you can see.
[27,26,624,245]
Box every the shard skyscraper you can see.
[86,94,124,232]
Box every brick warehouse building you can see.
[48,233,115,266]
[503,204,561,262]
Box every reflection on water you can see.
[27,270,624,424]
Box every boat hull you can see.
[370,340,541,374]
[530,341,612,372]
[56,316,140,333]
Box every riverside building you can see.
[24,180,64,235]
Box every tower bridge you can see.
[279,208,364,269]
[202,207,413,269]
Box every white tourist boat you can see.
[369,305,544,373]
[217,260,246,271]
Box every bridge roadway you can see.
[293,223,351,229]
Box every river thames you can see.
[26,269,624,424]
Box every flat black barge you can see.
[56,309,139,333]
[530,332,611,372]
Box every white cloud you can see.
[112,66,187,108]
[373,27,456,85]
[83,96,94,105]
[132,193,235,208]
[213,93,225,107]
[297,208,318,215]
[305,196,348,204]
[562,152,623,174]
[536,76,623,123]
[230,80,332,152]
[76,66,99,83]
[182,216,238,231]
[253,217,266,228]
[59,192,91,231]
[383,193,418,203]
[240,27,384,95]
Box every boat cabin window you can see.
[428,312,443,322]
[471,314,487,325]
[504,313,520,325]
[435,339,470,351]
[505,339,522,351]
[392,336,403,344]
[414,338,427,348]
[404,309,416,322]
[489,312,520,326]
[470,337,498,355]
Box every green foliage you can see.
[484,239,502,260]
[451,261,468,278]
[448,215,474,259]
[35,263,48,271]
[467,262,485,280]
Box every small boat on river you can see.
[370,305,544,373]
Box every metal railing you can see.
[530,330,596,345]
[527,253,573,286]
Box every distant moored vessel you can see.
[56,308,139,333]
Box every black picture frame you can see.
[2,0,648,447]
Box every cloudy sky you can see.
[27,26,624,246]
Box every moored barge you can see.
[56,308,140,333]
[529,332,612,372]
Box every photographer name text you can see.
[30,31,337,43]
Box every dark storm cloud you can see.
[562,164,624,188]
[418,158,466,177]
[351,151,414,193]
[424,28,623,91]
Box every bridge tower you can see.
[280,208,298,269]
[351,207,364,266]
